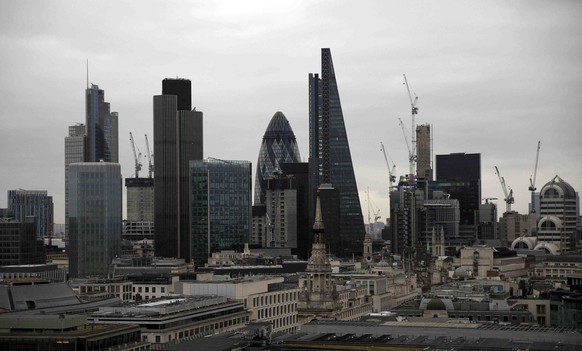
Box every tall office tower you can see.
[154,78,203,260]
[419,197,460,252]
[123,177,155,241]
[7,190,53,239]
[308,48,365,257]
[435,153,481,245]
[416,124,432,180]
[254,111,301,205]
[280,162,310,259]
[68,162,122,278]
[126,178,154,222]
[477,201,498,241]
[65,124,86,239]
[263,172,298,249]
[85,84,118,162]
[537,175,579,252]
[189,159,251,266]
[0,209,46,266]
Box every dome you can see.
[254,112,302,204]
[511,236,538,250]
[453,266,469,279]
[540,175,577,200]
[534,242,559,255]
[426,298,447,310]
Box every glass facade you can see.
[309,48,365,257]
[7,190,53,239]
[254,111,301,205]
[190,159,251,266]
[85,84,117,163]
[68,162,121,278]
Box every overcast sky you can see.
[1,0,581,224]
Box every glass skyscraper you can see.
[254,111,301,205]
[85,84,118,163]
[190,159,251,267]
[308,48,365,257]
[68,162,121,278]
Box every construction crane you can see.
[529,141,541,192]
[398,117,413,174]
[403,74,418,179]
[129,132,142,178]
[380,142,396,191]
[495,166,514,213]
[145,134,154,178]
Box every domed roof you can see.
[540,175,577,199]
[263,111,298,142]
[453,266,469,278]
[534,242,559,255]
[254,111,302,204]
[511,236,538,250]
[426,298,447,310]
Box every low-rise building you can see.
[177,276,300,334]
[456,246,528,279]
[0,313,149,351]
[0,263,66,282]
[71,277,134,303]
[89,296,249,344]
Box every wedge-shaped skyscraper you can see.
[308,48,365,257]
[254,111,301,205]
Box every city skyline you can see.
[1,1,581,224]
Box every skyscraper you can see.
[254,111,301,205]
[537,175,579,252]
[416,123,432,180]
[7,190,53,239]
[0,210,46,266]
[435,152,481,244]
[189,159,251,266]
[308,48,365,257]
[154,78,203,260]
[68,162,121,278]
[85,84,118,162]
[65,124,86,239]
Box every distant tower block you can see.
[416,124,432,180]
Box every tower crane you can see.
[528,141,541,215]
[529,141,541,192]
[129,132,142,178]
[495,166,514,213]
[403,74,419,179]
[380,142,396,191]
[145,134,154,178]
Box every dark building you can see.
[308,48,365,258]
[435,153,481,244]
[85,84,118,163]
[280,162,310,259]
[254,111,301,205]
[0,211,45,266]
[154,78,203,261]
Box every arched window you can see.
[544,188,560,199]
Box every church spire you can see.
[313,193,325,244]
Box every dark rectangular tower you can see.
[154,78,203,261]
[308,48,365,258]
[435,152,481,244]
